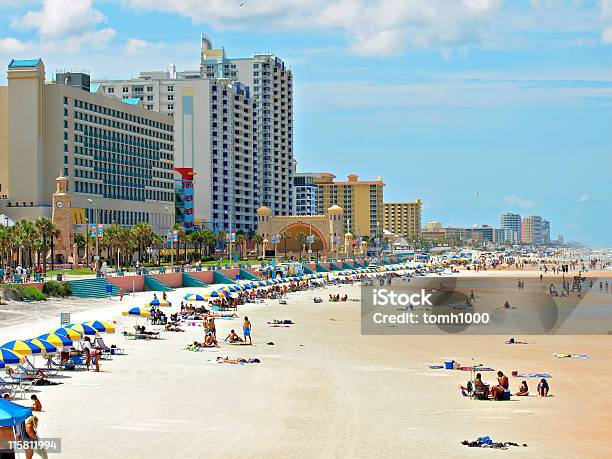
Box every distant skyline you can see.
[1,0,611,245]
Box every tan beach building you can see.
[313,173,384,238]
[0,58,175,233]
[383,200,422,239]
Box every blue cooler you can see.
[444,360,454,369]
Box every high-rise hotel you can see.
[0,59,175,233]
[95,34,294,231]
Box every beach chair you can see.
[473,384,490,400]
[3,372,34,396]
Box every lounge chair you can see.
[3,372,34,395]
[23,358,59,377]
[473,384,490,400]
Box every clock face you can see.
[56,201,63,208]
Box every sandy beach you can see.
[1,270,611,458]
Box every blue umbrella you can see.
[0,348,24,365]
[0,398,33,427]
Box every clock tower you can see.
[51,174,73,263]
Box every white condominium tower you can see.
[94,34,293,231]
[199,35,294,216]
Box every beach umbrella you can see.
[84,321,116,333]
[0,340,40,356]
[146,298,172,307]
[52,327,83,340]
[25,339,57,354]
[122,307,151,317]
[0,398,33,427]
[0,348,25,365]
[206,290,227,299]
[184,293,206,301]
[65,323,98,336]
[0,361,4,370]
[37,333,73,347]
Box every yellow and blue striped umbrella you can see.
[25,339,57,354]
[206,290,227,299]
[65,323,98,336]
[0,347,26,364]
[184,293,206,301]
[84,321,116,334]
[1,340,40,355]
[52,327,83,340]
[122,307,151,317]
[37,333,73,347]
[146,298,172,307]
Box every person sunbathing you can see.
[491,371,510,400]
[216,356,260,364]
[165,324,185,332]
[204,335,218,346]
[7,368,59,386]
[515,381,529,396]
[226,329,244,343]
[537,378,550,397]
[474,373,490,398]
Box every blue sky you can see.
[1,0,611,245]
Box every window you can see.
[122,87,129,93]
[147,96,153,101]
[167,104,174,110]
[167,86,174,92]
[147,86,153,92]
[167,95,174,101]
[107,87,114,94]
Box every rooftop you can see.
[8,58,42,68]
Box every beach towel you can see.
[429,365,444,369]
[515,373,552,378]
[553,353,591,359]
[505,340,529,344]
[268,325,291,328]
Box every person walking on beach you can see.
[243,316,252,344]
[119,288,124,301]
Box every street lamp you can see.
[224,210,233,266]
[87,198,100,273]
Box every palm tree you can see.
[15,219,37,268]
[34,217,58,274]
[216,230,226,259]
[251,233,263,259]
[202,229,216,257]
[131,223,154,263]
[236,232,247,260]
[171,224,185,264]
[74,233,86,260]
[187,230,204,260]
[296,232,307,259]
[280,231,290,260]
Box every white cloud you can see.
[123,0,502,56]
[504,195,535,209]
[578,194,589,203]
[10,0,115,52]
[124,38,168,56]
[125,38,149,55]
[602,26,612,43]
[0,37,29,54]
[14,0,105,38]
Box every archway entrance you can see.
[276,223,327,257]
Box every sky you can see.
[0,0,611,245]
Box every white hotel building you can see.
[94,35,294,231]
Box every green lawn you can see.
[45,268,95,276]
